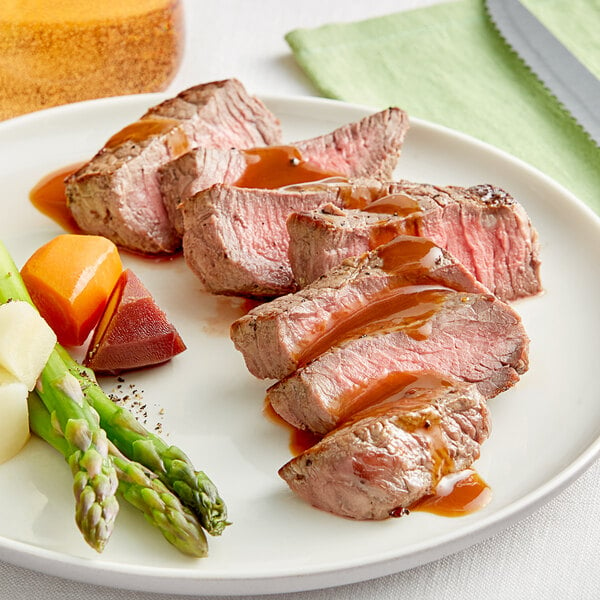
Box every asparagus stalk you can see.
[28,392,208,557]
[0,240,229,536]
[56,345,230,536]
[39,353,120,552]
[0,242,119,552]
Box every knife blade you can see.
[485,0,600,147]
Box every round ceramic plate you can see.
[0,94,598,596]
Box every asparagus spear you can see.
[28,392,208,557]
[56,345,230,536]
[39,353,120,552]
[0,242,120,551]
[0,240,229,536]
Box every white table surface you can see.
[1,1,599,598]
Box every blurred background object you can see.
[0,0,183,120]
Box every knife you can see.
[485,0,600,147]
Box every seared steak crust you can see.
[65,79,282,254]
[144,80,282,148]
[279,379,490,520]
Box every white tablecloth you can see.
[1,1,598,598]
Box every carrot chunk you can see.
[21,234,123,346]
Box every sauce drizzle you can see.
[363,192,421,219]
[410,470,491,517]
[268,373,491,518]
[104,117,191,157]
[264,400,321,456]
[335,372,453,430]
[296,286,451,369]
[292,237,451,369]
[234,146,340,189]
[29,162,85,232]
[365,193,423,245]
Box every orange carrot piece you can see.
[21,234,123,346]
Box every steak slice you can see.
[230,235,488,380]
[279,376,490,520]
[287,203,417,288]
[159,106,409,236]
[181,184,346,297]
[287,181,542,302]
[291,107,408,181]
[65,79,282,254]
[267,290,528,434]
[158,147,247,236]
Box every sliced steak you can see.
[158,147,247,235]
[65,79,282,254]
[181,184,345,297]
[143,80,281,148]
[159,107,409,236]
[279,376,490,520]
[291,107,408,181]
[230,236,488,380]
[405,182,541,302]
[287,203,417,288]
[287,181,542,302]
[267,290,528,434]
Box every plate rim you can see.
[0,92,599,596]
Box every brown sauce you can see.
[29,163,85,232]
[366,222,411,252]
[267,375,491,518]
[366,194,423,246]
[336,372,454,429]
[104,117,191,157]
[263,400,321,456]
[377,236,441,274]
[234,146,340,189]
[293,236,449,367]
[363,193,421,218]
[296,286,450,369]
[331,374,456,473]
[336,181,385,209]
[29,118,191,235]
[29,163,185,264]
[343,384,491,518]
[410,470,492,517]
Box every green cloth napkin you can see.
[286,0,600,214]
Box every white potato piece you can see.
[0,301,56,391]
[0,368,30,464]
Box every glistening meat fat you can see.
[279,377,491,520]
[65,79,282,254]
[159,107,410,237]
[286,180,542,302]
[230,235,489,380]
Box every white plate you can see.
[0,94,598,596]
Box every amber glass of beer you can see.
[0,0,184,120]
